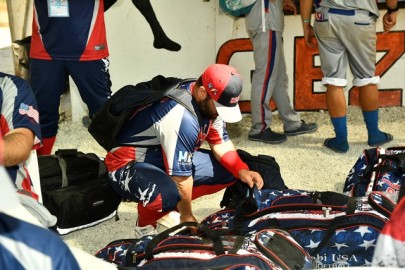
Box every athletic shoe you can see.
[248,128,287,144]
[157,211,180,229]
[285,121,318,136]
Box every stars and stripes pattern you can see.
[343,146,405,197]
[289,225,379,267]
[343,147,380,196]
[199,187,389,268]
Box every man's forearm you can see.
[300,0,314,25]
[386,0,398,9]
[172,175,194,219]
[2,129,34,166]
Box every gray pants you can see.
[248,29,301,135]
[314,7,379,87]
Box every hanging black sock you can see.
[132,0,181,51]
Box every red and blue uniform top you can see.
[30,0,109,61]
[0,73,42,192]
[105,81,230,176]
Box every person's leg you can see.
[248,29,287,143]
[324,85,349,152]
[314,11,349,152]
[270,31,301,131]
[67,59,112,118]
[248,29,274,135]
[343,11,392,147]
[359,84,393,146]
[131,0,181,51]
[30,59,67,155]
[191,149,236,200]
[108,162,180,227]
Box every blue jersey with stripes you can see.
[0,73,42,193]
[0,213,80,270]
[30,0,109,61]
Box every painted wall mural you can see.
[105,0,181,51]
[216,31,405,113]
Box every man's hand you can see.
[238,169,264,189]
[283,0,297,15]
[303,24,317,48]
[383,12,398,33]
[179,213,198,224]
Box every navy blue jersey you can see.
[105,82,230,176]
[0,73,42,192]
[30,0,109,61]
[0,213,80,270]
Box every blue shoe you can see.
[324,138,349,153]
[368,132,393,147]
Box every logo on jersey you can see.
[315,12,325,22]
[195,124,209,150]
[19,103,39,123]
[178,151,192,165]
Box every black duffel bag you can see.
[38,149,122,235]
[220,149,287,209]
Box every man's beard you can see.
[198,96,217,120]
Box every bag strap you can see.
[166,85,205,132]
[53,149,107,187]
[75,152,107,177]
[310,212,387,255]
[373,153,405,173]
[368,192,396,218]
[240,186,351,220]
[144,222,226,260]
[55,150,70,187]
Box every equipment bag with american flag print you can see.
[94,222,315,270]
[201,188,395,268]
[343,146,405,198]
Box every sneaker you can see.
[285,121,318,136]
[248,128,287,144]
[135,220,157,238]
[157,211,180,229]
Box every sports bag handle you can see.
[372,153,405,173]
[367,191,396,218]
[55,150,71,187]
[54,149,106,187]
[237,186,352,221]
[144,222,226,260]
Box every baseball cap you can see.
[202,64,243,123]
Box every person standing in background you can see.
[246,0,318,144]
[30,0,112,155]
[300,0,397,152]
